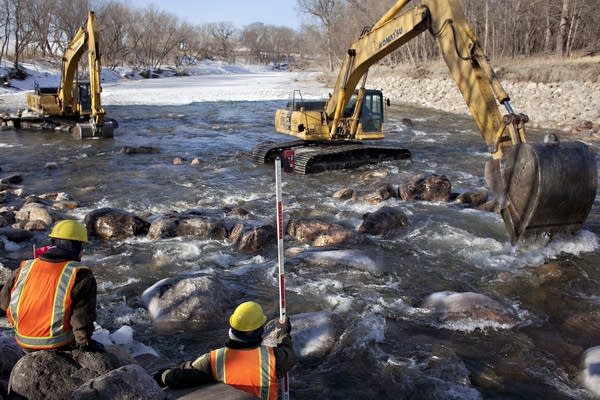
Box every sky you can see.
[126,0,305,30]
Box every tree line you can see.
[1,0,599,77]
[298,0,600,71]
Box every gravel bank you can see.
[368,64,600,138]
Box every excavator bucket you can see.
[485,138,597,242]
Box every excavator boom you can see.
[258,0,597,242]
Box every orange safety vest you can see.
[7,258,88,350]
[210,346,279,400]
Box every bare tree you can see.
[6,0,36,71]
[209,22,237,62]
[297,0,338,71]
[97,1,133,69]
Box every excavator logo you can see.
[378,28,403,49]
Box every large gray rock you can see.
[0,227,34,242]
[399,173,452,202]
[9,349,129,400]
[147,211,227,241]
[229,221,275,254]
[85,207,150,241]
[422,291,519,329]
[358,206,409,235]
[0,333,23,398]
[15,202,54,227]
[72,364,166,400]
[351,181,396,204]
[582,346,600,397]
[291,249,382,276]
[286,218,354,247]
[141,273,235,333]
[263,311,339,361]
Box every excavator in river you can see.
[2,11,116,139]
[252,0,597,242]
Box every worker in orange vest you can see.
[154,301,296,399]
[0,219,103,352]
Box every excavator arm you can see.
[324,0,596,242]
[59,11,105,128]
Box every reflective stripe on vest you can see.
[210,346,278,400]
[8,259,87,350]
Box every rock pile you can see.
[369,66,600,137]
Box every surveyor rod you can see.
[275,157,290,400]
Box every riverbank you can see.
[366,56,600,138]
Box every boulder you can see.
[582,346,600,397]
[286,218,355,247]
[358,170,389,182]
[147,211,228,241]
[332,187,353,200]
[399,173,452,202]
[72,364,165,400]
[351,182,396,204]
[0,174,22,184]
[0,333,23,397]
[0,227,34,242]
[229,221,275,254]
[291,249,381,276]
[141,273,235,333]
[456,190,489,207]
[85,208,150,240]
[478,199,501,213]
[14,202,53,226]
[120,146,160,154]
[9,348,129,400]
[263,311,339,361]
[358,206,409,235]
[422,291,519,329]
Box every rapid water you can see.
[1,96,599,399]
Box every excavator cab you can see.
[358,90,384,133]
[75,82,92,114]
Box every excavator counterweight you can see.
[253,0,597,242]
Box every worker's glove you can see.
[77,339,106,353]
[275,317,292,339]
[152,369,170,388]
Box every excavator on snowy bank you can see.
[1,11,116,139]
[252,0,597,242]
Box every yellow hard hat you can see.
[49,220,89,243]
[229,301,267,332]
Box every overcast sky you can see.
[126,0,305,29]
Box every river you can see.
[1,72,599,399]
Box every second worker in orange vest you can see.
[0,220,102,352]
[154,301,296,400]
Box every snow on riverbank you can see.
[1,59,598,137]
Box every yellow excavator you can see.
[252,0,597,242]
[6,11,116,139]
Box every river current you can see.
[1,76,599,399]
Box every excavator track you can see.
[252,140,411,174]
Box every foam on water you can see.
[425,222,598,271]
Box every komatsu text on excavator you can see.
[2,11,116,139]
[252,0,597,242]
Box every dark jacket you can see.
[0,247,97,348]
[159,330,296,390]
